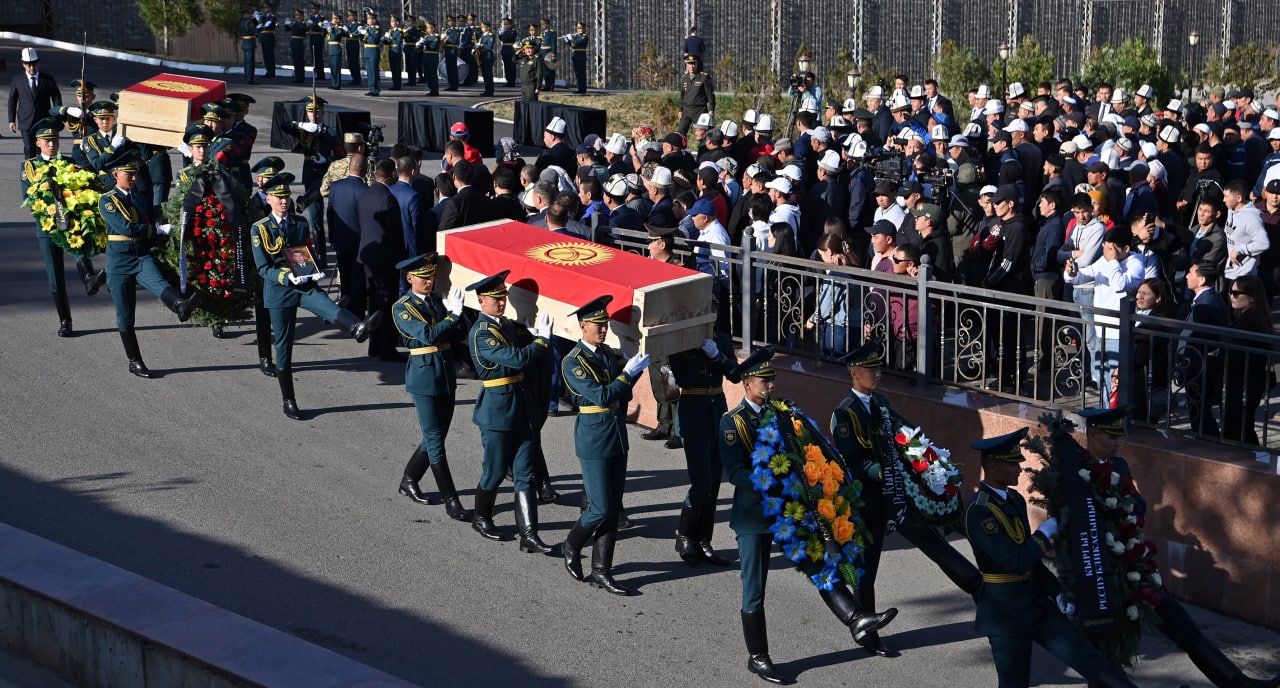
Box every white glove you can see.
[299,122,320,133]
[253,11,261,20]
[155,223,173,236]
[443,287,463,315]
[1037,517,1058,540]
[177,142,191,157]
[701,338,719,359]
[623,352,651,377]
[1056,593,1076,617]
[111,134,126,149]
[321,21,331,29]
[533,312,552,339]
[287,273,305,285]
[66,106,82,118]
[310,154,328,164]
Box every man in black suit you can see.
[535,116,575,173]
[1182,261,1230,436]
[327,147,369,318]
[8,47,62,159]
[489,167,527,222]
[358,159,406,361]
[439,161,491,230]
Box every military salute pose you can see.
[98,148,202,378]
[722,346,896,685]
[393,253,469,521]
[965,428,1138,688]
[465,271,555,551]
[250,172,382,420]
[558,296,649,595]
[21,117,106,337]
[516,39,541,102]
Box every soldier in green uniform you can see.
[360,9,382,96]
[569,22,588,95]
[442,16,460,91]
[21,118,106,336]
[385,14,404,90]
[498,18,517,87]
[721,346,896,685]
[239,6,258,84]
[1073,407,1280,688]
[965,427,1137,688]
[402,15,421,87]
[558,296,649,595]
[325,12,345,89]
[305,2,325,81]
[82,102,152,208]
[256,3,276,78]
[516,39,541,102]
[678,54,716,137]
[458,14,476,86]
[51,78,97,169]
[222,93,256,189]
[282,95,345,273]
[830,340,983,659]
[286,8,307,83]
[98,148,202,378]
[419,21,441,96]
[202,104,243,182]
[344,9,362,86]
[392,253,469,521]
[250,172,381,420]
[538,18,557,92]
[476,21,495,97]
[465,270,555,550]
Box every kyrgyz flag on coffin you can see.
[440,221,716,357]
[118,74,227,148]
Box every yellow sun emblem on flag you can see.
[525,242,615,267]
[138,78,209,93]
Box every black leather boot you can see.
[471,487,505,541]
[675,505,704,565]
[119,330,152,378]
[160,287,203,323]
[76,257,106,296]
[561,522,592,581]
[514,489,555,554]
[277,369,302,420]
[696,503,731,566]
[334,308,382,344]
[531,446,559,503]
[1183,637,1278,688]
[52,289,73,337]
[255,304,276,376]
[587,531,631,595]
[741,609,793,685]
[398,448,437,504]
[819,586,899,640]
[429,460,468,521]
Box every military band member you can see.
[419,21,442,96]
[325,12,346,90]
[441,16,460,91]
[393,253,469,522]
[402,15,421,87]
[49,78,96,169]
[21,117,106,336]
[98,148,202,378]
[516,40,541,103]
[256,3,276,78]
[538,18,557,92]
[559,296,649,595]
[386,14,404,91]
[305,1,325,80]
[465,270,555,550]
[285,8,308,83]
[678,54,716,137]
[282,95,345,272]
[344,9,363,86]
[459,14,477,86]
[569,22,588,95]
[498,17,517,87]
[965,427,1138,688]
[477,21,495,97]
[239,6,258,84]
[250,172,382,420]
[721,346,895,685]
[361,9,383,96]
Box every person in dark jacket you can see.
[326,150,369,317]
[358,159,406,361]
[1029,188,1066,373]
[439,161,491,230]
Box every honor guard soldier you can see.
[442,16,460,91]
[516,39,541,102]
[256,3,276,78]
[201,103,242,174]
[498,18,517,87]
[402,15,421,87]
[251,172,382,419]
[285,8,308,83]
[239,6,258,84]
[247,154,285,219]
[324,12,346,89]
[385,14,404,90]
[49,78,96,168]
[465,270,555,550]
[678,54,716,137]
[458,14,476,86]
[305,2,325,80]
[21,117,106,336]
[393,253,469,521]
[222,93,257,187]
[83,101,152,203]
[283,95,345,271]
[721,346,896,685]
[965,428,1138,688]
[559,296,650,595]
[476,21,496,96]
[99,148,202,378]
[538,18,557,92]
[569,22,588,95]
[1074,407,1280,688]
[419,21,442,96]
[344,9,363,86]
[361,9,383,96]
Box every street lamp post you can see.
[847,66,861,98]
[998,42,1010,103]
[1187,30,1200,103]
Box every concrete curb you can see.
[0,523,416,688]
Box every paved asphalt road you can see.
[1,38,1278,688]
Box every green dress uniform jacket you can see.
[421,33,442,94]
[539,28,557,90]
[256,10,276,77]
[677,70,716,135]
[393,292,465,396]
[99,187,158,276]
[498,26,517,85]
[240,17,258,82]
[670,345,737,504]
[569,31,588,94]
[362,24,383,95]
[326,24,347,89]
[23,154,71,293]
[251,212,325,310]
[561,341,636,460]
[477,31,495,94]
[517,53,542,101]
[386,26,404,89]
[403,25,421,85]
[306,13,325,79]
[345,20,363,84]
[50,107,96,166]
[468,314,550,431]
[964,484,1058,636]
[442,27,460,89]
[721,400,769,535]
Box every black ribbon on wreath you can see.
[874,400,909,535]
[1056,428,1120,631]
[183,170,250,294]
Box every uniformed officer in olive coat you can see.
[393,253,469,522]
[677,54,716,137]
[516,39,541,102]
[558,296,650,596]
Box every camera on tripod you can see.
[919,167,956,193]
[867,148,908,186]
[365,123,386,149]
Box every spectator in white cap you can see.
[1110,87,1128,108]
[1164,98,1184,118]
[601,174,642,231]
[715,156,741,205]
[764,176,799,233]
[1155,125,1186,194]
[810,149,847,230]
[536,116,574,173]
[746,114,775,161]
[1254,129,1280,199]
[690,112,715,154]
[645,166,677,227]
[1005,81,1026,105]
[930,123,949,157]
[8,46,62,158]
[604,133,632,177]
[1133,84,1155,116]
[864,85,893,143]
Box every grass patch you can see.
[486,92,778,136]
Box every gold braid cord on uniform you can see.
[984,501,1027,545]
[843,407,873,450]
[256,222,284,255]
